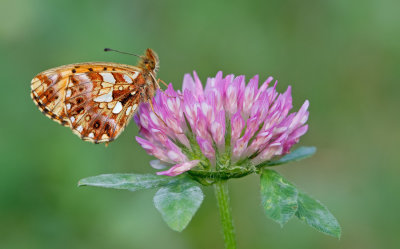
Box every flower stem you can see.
[214,180,237,249]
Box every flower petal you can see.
[157,160,201,176]
[135,72,309,171]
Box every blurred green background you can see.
[1,0,399,248]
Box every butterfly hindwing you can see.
[64,70,143,143]
[31,70,70,125]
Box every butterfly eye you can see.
[144,60,155,70]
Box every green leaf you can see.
[154,177,204,232]
[296,191,341,238]
[78,173,179,192]
[266,146,317,166]
[260,169,298,226]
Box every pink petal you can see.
[157,160,201,176]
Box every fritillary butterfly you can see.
[31,48,160,144]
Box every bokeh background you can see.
[1,0,399,248]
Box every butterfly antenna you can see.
[104,48,142,58]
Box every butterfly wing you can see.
[31,63,146,143]
[31,67,70,125]
[64,70,145,143]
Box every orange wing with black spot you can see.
[31,49,160,144]
[31,62,151,143]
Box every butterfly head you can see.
[140,48,159,74]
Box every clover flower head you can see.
[135,71,309,176]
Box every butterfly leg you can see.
[158,78,169,88]
[157,79,183,98]
[148,98,169,127]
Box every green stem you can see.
[214,180,237,249]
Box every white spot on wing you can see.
[77,125,83,132]
[48,74,59,83]
[131,71,139,80]
[112,101,123,114]
[66,103,71,110]
[132,104,138,111]
[66,89,72,97]
[93,91,113,102]
[123,74,133,83]
[88,133,94,138]
[70,116,75,123]
[75,73,90,83]
[130,91,136,96]
[100,73,116,84]
[125,106,132,115]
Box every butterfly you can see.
[31,48,160,144]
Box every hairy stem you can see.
[214,180,237,249]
